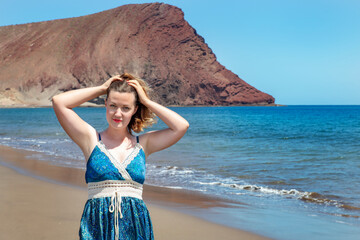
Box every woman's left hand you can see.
[127,79,189,158]
[127,80,150,105]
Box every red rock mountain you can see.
[0,3,275,106]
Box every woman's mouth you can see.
[113,119,122,123]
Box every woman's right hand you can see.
[101,75,123,91]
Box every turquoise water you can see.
[0,106,359,239]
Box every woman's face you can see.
[105,91,138,130]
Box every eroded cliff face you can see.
[0,3,275,106]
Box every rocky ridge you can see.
[0,3,275,106]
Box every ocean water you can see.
[0,105,359,239]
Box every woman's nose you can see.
[114,108,122,116]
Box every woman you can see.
[52,73,189,239]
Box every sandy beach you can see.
[0,145,270,240]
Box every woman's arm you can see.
[52,76,121,156]
[127,80,189,157]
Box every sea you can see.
[0,105,359,240]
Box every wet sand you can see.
[0,145,270,239]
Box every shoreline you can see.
[0,144,271,240]
[0,102,285,108]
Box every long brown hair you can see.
[106,73,156,133]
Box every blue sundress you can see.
[79,134,154,240]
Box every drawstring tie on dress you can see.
[109,192,123,240]
[87,180,143,240]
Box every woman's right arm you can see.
[52,76,120,156]
[52,86,106,155]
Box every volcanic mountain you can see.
[0,3,275,106]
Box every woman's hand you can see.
[100,75,123,92]
[127,80,150,105]
[127,79,189,157]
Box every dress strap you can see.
[98,132,101,141]
[136,135,139,143]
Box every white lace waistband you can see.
[87,180,143,240]
[88,180,143,199]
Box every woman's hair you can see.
[106,73,156,133]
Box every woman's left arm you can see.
[127,80,189,157]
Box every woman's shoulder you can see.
[135,132,151,144]
[135,134,148,155]
[135,131,157,158]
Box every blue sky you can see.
[1,0,359,105]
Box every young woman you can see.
[52,73,189,239]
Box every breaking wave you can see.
[191,180,360,216]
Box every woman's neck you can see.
[103,127,132,142]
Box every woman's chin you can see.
[108,121,128,130]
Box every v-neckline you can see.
[96,137,142,181]
[98,140,140,166]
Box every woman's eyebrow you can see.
[110,102,131,107]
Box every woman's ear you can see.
[133,105,138,115]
